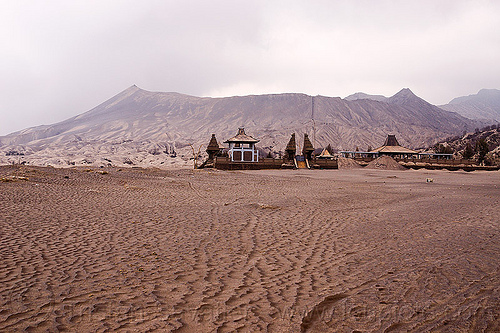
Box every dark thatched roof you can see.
[302,134,314,153]
[371,135,417,154]
[285,133,296,152]
[206,134,220,153]
[384,134,399,146]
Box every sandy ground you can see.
[0,165,499,332]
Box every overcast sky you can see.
[1,0,499,135]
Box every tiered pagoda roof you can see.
[224,128,259,143]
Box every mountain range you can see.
[346,88,500,122]
[0,86,496,168]
[439,89,500,122]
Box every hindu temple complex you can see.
[199,128,498,171]
[200,128,338,170]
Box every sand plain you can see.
[0,165,499,332]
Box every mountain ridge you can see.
[0,86,486,168]
[440,89,500,122]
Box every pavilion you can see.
[370,135,418,159]
[224,128,260,162]
[341,135,417,159]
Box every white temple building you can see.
[224,128,259,162]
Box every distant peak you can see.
[387,88,424,105]
[109,85,142,96]
[127,84,141,91]
[344,92,387,102]
[478,88,500,96]
[99,85,143,107]
[394,88,415,97]
[448,88,500,105]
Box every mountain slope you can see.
[0,86,480,168]
[440,89,500,121]
[431,125,500,165]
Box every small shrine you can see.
[302,134,315,160]
[224,128,260,162]
[197,134,224,168]
[317,147,334,159]
[206,134,222,161]
[284,133,297,163]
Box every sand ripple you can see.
[1,166,499,332]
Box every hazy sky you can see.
[1,0,499,135]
